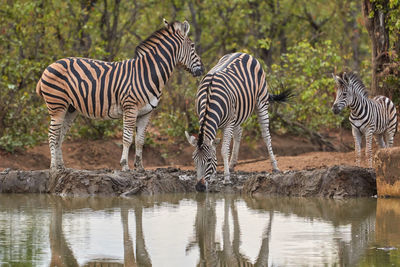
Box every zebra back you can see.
[196,52,268,145]
[37,20,203,119]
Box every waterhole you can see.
[0,194,399,266]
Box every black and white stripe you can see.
[186,52,290,191]
[37,19,204,170]
[332,72,397,167]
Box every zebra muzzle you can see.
[195,177,207,192]
[332,104,341,115]
[193,66,204,77]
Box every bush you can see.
[268,40,349,131]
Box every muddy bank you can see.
[0,165,376,198]
[244,165,376,198]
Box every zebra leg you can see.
[57,109,78,167]
[120,107,138,171]
[385,131,395,148]
[352,127,362,166]
[375,134,386,148]
[134,111,152,171]
[221,125,234,184]
[365,129,374,168]
[256,102,279,172]
[49,113,66,170]
[229,126,242,172]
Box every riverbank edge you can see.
[0,165,376,198]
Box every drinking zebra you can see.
[332,72,397,167]
[37,19,204,171]
[186,52,291,192]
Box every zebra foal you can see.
[37,19,204,171]
[332,72,397,167]
[186,52,291,192]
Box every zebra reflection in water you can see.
[49,200,151,267]
[186,194,272,266]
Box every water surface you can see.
[0,194,399,266]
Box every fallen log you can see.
[0,165,376,198]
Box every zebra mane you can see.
[346,72,369,98]
[197,76,214,147]
[134,22,178,57]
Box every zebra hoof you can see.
[50,167,63,174]
[135,166,145,172]
[223,175,232,185]
[120,159,130,171]
[272,168,280,173]
[223,179,232,185]
[51,164,65,171]
[121,167,129,172]
[134,156,144,172]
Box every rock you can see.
[374,147,400,197]
[0,169,49,193]
[243,165,376,198]
[0,166,376,198]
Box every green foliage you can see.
[386,0,400,104]
[69,118,122,140]
[242,40,350,138]
[268,40,347,131]
[1,0,398,152]
[152,69,200,139]
[0,1,52,151]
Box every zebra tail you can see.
[268,89,293,103]
[36,80,43,97]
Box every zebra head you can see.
[332,72,353,114]
[164,19,204,77]
[185,131,220,192]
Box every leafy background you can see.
[0,0,399,152]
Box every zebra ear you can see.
[185,131,196,147]
[163,18,169,28]
[332,73,341,84]
[342,72,349,82]
[181,21,190,37]
[333,73,346,86]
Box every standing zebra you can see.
[332,72,397,167]
[37,19,204,171]
[186,52,290,192]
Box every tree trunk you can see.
[362,0,390,96]
[348,1,361,72]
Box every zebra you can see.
[186,52,291,192]
[332,71,397,167]
[36,19,204,171]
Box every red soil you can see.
[1,129,398,172]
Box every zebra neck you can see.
[134,50,177,98]
[349,95,369,118]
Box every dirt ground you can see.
[1,129,399,172]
